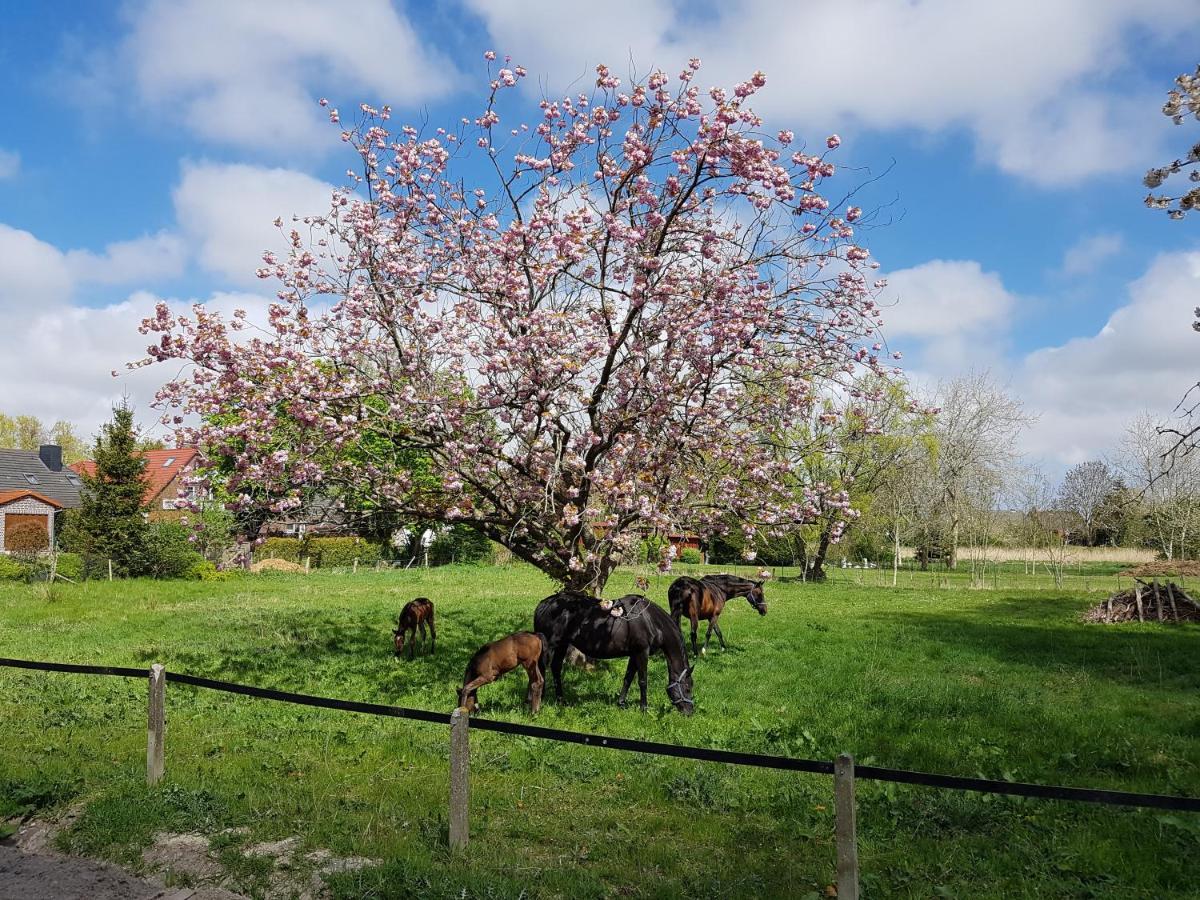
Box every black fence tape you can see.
[166,671,451,726]
[468,716,836,774]
[3,656,1198,812]
[0,657,146,679]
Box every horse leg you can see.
[418,621,427,653]
[459,675,491,712]
[617,656,638,708]
[407,626,417,660]
[711,617,727,650]
[689,611,700,656]
[550,648,567,702]
[703,618,716,652]
[527,662,544,714]
[636,650,648,713]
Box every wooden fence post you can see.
[304,556,311,575]
[834,752,859,900]
[147,664,165,785]
[108,559,113,581]
[449,707,470,850]
[353,558,359,574]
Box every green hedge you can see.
[253,536,383,568]
[55,553,84,581]
[0,555,27,581]
[0,552,84,582]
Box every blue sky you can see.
[1,0,1199,471]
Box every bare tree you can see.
[926,373,1030,569]
[1115,413,1200,560]
[1010,465,1073,587]
[1056,460,1117,546]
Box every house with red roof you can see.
[0,445,81,552]
[72,448,201,522]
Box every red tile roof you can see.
[0,489,65,509]
[71,448,198,506]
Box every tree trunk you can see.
[947,514,960,570]
[809,525,835,582]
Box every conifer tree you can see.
[66,404,149,576]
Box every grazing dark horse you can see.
[668,574,766,656]
[534,592,694,714]
[459,631,547,713]
[393,597,436,659]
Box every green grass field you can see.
[1,564,1199,899]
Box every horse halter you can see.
[666,670,694,710]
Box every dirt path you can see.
[2,807,377,900]
[0,844,243,900]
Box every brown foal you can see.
[459,631,546,713]
[393,597,436,659]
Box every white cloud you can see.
[0,224,75,310]
[0,222,185,310]
[878,259,1017,372]
[1017,249,1200,466]
[0,288,277,440]
[1058,233,1125,277]
[467,0,1199,185]
[0,149,18,180]
[173,161,336,286]
[96,0,456,153]
[64,232,187,285]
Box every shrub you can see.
[639,535,668,565]
[0,555,29,581]
[6,520,49,555]
[183,559,236,581]
[254,537,304,564]
[138,522,204,579]
[55,552,84,581]
[252,535,384,568]
[679,547,703,564]
[307,536,382,568]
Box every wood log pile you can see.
[1084,578,1200,624]
[1117,560,1200,579]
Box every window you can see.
[22,473,39,484]
[162,457,176,468]
[66,475,81,486]
[162,499,177,510]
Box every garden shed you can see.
[0,489,63,552]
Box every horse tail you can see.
[535,632,551,678]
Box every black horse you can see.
[534,592,694,714]
[668,573,767,656]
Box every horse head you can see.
[393,626,406,658]
[748,581,768,616]
[666,664,695,716]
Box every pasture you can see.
[1,564,1198,898]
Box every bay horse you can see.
[459,631,547,713]
[393,597,436,659]
[668,574,766,656]
[534,592,694,715]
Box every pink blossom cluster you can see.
[138,55,893,592]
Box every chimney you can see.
[39,444,63,472]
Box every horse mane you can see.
[702,573,758,589]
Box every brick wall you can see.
[0,497,56,551]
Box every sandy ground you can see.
[0,809,247,900]
[1,806,376,900]
[0,844,248,900]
